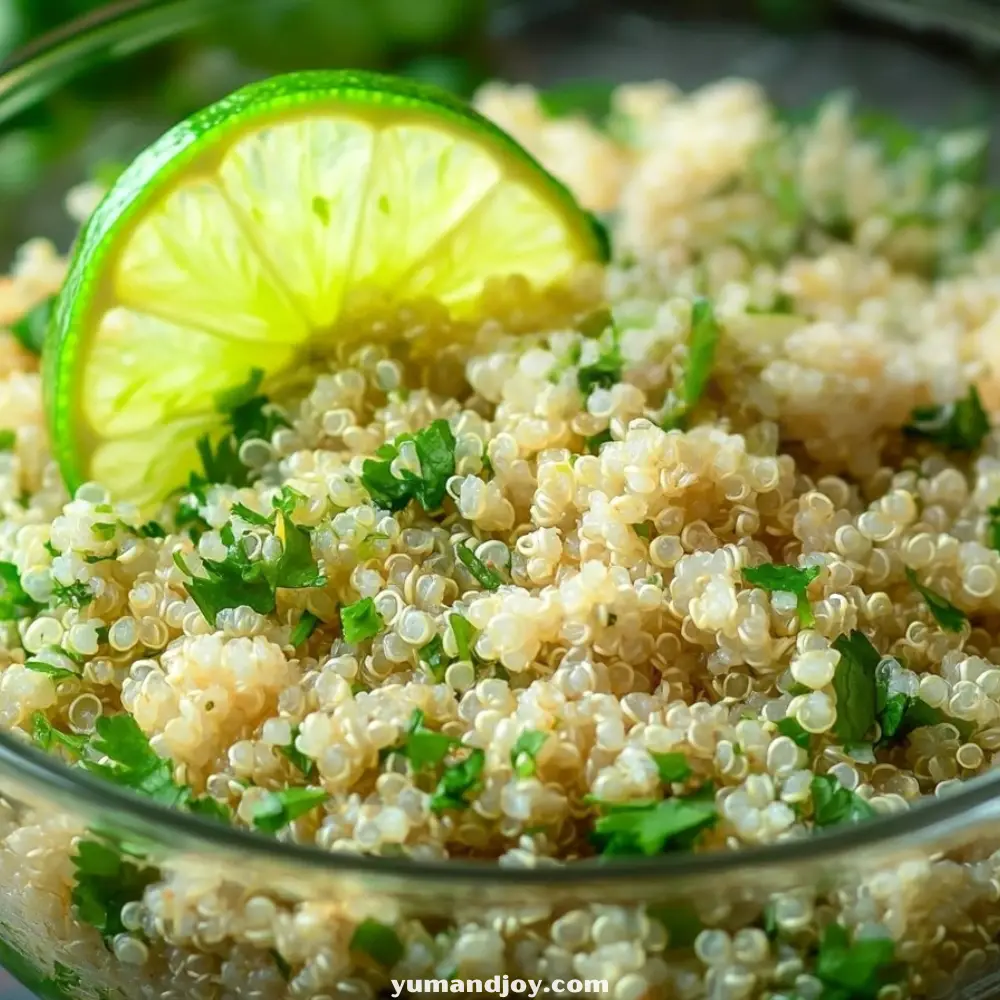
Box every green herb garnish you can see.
[290,610,320,647]
[429,749,486,813]
[810,775,876,827]
[450,613,477,661]
[831,631,879,745]
[0,430,15,451]
[136,521,167,539]
[31,712,87,755]
[278,725,316,779]
[350,918,405,968]
[905,568,967,633]
[10,296,54,355]
[905,385,990,452]
[402,710,458,770]
[651,752,692,784]
[71,838,159,944]
[455,544,503,591]
[539,81,615,123]
[252,787,329,834]
[577,326,623,395]
[0,562,42,620]
[51,581,93,609]
[419,634,447,679]
[360,419,456,513]
[590,790,717,856]
[743,563,820,626]
[776,717,811,749]
[511,730,548,778]
[662,297,721,429]
[24,660,77,682]
[585,428,613,454]
[341,597,383,644]
[814,922,901,1000]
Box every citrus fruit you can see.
[45,70,608,507]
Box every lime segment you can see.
[46,70,608,506]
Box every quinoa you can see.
[1,80,1000,999]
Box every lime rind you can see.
[45,69,609,504]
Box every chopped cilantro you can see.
[905,568,967,633]
[815,922,901,999]
[0,562,42,620]
[450,613,477,661]
[278,725,316,779]
[136,521,167,539]
[776,717,811,749]
[252,787,329,834]
[71,838,159,944]
[511,730,548,778]
[743,563,820,626]
[590,790,717,856]
[455,544,503,591]
[271,949,292,981]
[192,368,290,490]
[648,902,703,949]
[43,540,58,558]
[878,692,909,743]
[831,631,879,745]
[24,660,78,682]
[577,326,623,396]
[0,430,15,451]
[31,712,87,755]
[360,419,456,513]
[10,295,54,355]
[290,610,321,646]
[429,748,485,813]
[810,775,876,827]
[175,496,210,541]
[905,385,990,452]
[175,512,324,625]
[51,581,93,609]
[341,597,383,644]
[662,298,721,429]
[988,502,1000,552]
[878,688,973,744]
[231,502,273,526]
[91,522,117,541]
[272,485,306,518]
[651,752,692,784]
[350,918,405,968]
[402,710,458,770]
[419,634,447,679]
[633,521,652,539]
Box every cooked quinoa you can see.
[3,79,1000,999]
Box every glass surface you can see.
[3,2,1000,998]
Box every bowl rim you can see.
[3,0,1000,886]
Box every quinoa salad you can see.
[3,78,1000,1000]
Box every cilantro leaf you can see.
[776,717,811,749]
[290,610,321,647]
[815,923,901,1000]
[136,521,166,539]
[905,568,967,633]
[429,748,485,813]
[71,838,159,944]
[590,793,717,856]
[651,752,692,784]
[585,428,613,454]
[878,692,974,744]
[831,631,879,745]
[360,420,456,513]
[577,323,623,396]
[810,775,876,827]
[10,295,54,355]
[24,660,78,682]
[271,950,292,981]
[905,385,990,452]
[743,563,820,626]
[511,730,548,778]
[91,522,117,542]
[662,298,721,429]
[51,581,93,609]
[269,513,325,590]
[988,502,1000,553]
[341,597,383,644]
[277,725,316,779]
[350,918,405,968]
[231,502,273,527]
[419,634,447,679]
[0,430,15,451]
[455,544,503,591]
[402,710,458,770]
[0,562,42,620]
[450,613,477,661]
[31,712,87,755]
[878,692,909,743]
[272,485,306,519]
[252,787,329,834]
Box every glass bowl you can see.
[4,2,1000,999]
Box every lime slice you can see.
[45,70,608,507]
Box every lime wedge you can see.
[45,70,608,507]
